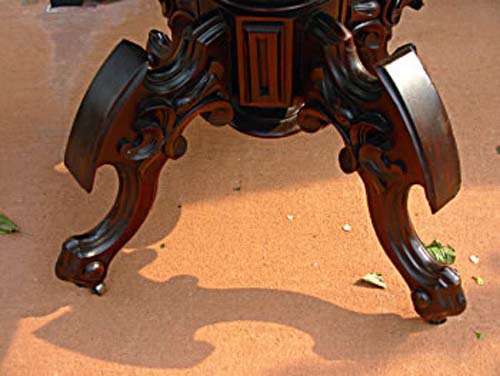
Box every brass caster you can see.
[91,283,107,296]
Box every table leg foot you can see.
[55,155,168,289]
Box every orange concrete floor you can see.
[1,1,499,375]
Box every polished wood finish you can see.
[236,16,294,107]
[56,0,466,324]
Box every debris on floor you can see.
[473,276,485,286]
[342,224,352,232]
[359,273,387,289]
[469,255,480,264]
[232,180,242,192]
[0,214,18,234]
[425,240,456,265]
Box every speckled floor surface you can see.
[1,1,499,375]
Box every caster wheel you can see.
[91,283,106,296]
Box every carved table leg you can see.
[56,14,233,292]
[299,13,466,323]
[56,156,168,293]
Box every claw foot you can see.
[55,238,108,289]
[412,267,467,323]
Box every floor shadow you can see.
[32,249,427,369]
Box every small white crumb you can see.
[312,262,319,268]
[287,215,295,221]
[342,224,352,232]
[469,255,480,264]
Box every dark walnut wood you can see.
[56,0,466,324]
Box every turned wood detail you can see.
[56,0,466,324]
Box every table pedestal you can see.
[55,0,466,324]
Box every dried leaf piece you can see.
[473,276,485,286]
[425,240,456,265]
[360,273,387,289]
[0,214,18,234]
[475,330,483,340]
[469,255,480,264]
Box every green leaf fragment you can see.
[475,330,483,340]
[0,214,18,234]
[361,273,387,289]
[496,146,500,155]
[425,240,456,265]
[473,276,485,286]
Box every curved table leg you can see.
[55,156,168,291]
[357,48,466,323]
[55,40,170,291]
[299,14,466,323]
[360,170,465,324]
[56,14,233,292]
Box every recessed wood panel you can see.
[236,17,293,107]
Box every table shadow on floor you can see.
[33,249,428,369]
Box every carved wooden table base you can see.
[55,0,466,324]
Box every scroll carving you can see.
[347,0,424,69]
